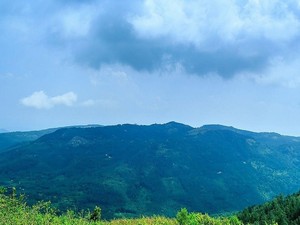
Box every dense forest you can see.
[238,191,300,225]
[2,186,300,224]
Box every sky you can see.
[1,0,300,135]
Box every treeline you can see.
[238,191,300,225]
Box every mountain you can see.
[0,128,57,153]
[0,125,102,153]
[0,122,299,219]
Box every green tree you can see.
[176,208,189,225]
[90,206,101,221]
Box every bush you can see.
[176,208,189,225]
[176,208,242,225]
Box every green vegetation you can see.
[4,186,300,225]
[0,187,242,225]
[238,191,300,225]
[0,123,300,219]
[176,208,241,225]
[0,186,99,225]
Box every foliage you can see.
[0,187,243,225]
[4,186,300,225]
[176,208,242,225]
[90,206,102,221]
[238,191,300,225]
[0,187,102,225]
[102,216,177,225]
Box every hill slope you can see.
[0,122,299,219]
[0,128,57,152]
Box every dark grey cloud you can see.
[77,28,268,77]
[42,0,300,77]
[47,5,260,76]
[2,0,300,77]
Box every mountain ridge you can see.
[0,122,299,219]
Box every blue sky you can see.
[1,0,300,135]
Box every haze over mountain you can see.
[0,122,299,219]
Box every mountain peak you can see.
[163,121,193,129]
[0,129,8,133]
[200,124,238,131]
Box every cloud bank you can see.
[3,0,300,78]
[59,0,300,78]
[130,0,300,47]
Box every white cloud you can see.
[21,91,77,109]
[51,92,77,106]
[129,0,300,50]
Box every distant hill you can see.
[0,122,299,219]
[0,125,102,152]
[0,129,57,152]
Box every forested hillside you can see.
[0,128,57,152]
[238,191,300,225]
[0,122,299,219]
